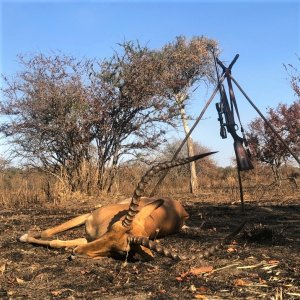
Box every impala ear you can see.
[133,199,164,224]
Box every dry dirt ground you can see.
[0,196,299,299]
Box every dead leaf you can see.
[259,277,267,284]
[51,290,62,296]
[194,295,209,299]
[233,278,253,286]
[16,277,25,284]
[0,264,5,275]
[198,286,209,292]
[190,284,197,292]
[190,266,213,275]
[268,260,279,265]
[227,247,236,253]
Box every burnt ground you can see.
[0,197,299,299]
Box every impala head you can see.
[73,152,217,260]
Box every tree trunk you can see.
[271,161,282,186]
[176,94,199,194]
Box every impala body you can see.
[20,196,188,259]
[85,197,189,241]
[20,152,245,260]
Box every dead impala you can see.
[20,152,245,260]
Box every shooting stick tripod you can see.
[150,54,300,211]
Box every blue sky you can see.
[0,0,299,166]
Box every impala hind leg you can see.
[19,213,91,249]
[26,213,91,239]
[19,213,91,248]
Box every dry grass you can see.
[0,163,298,209]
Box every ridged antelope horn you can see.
[122,152,217,228]
[198,220,246,259]
[129,236,184,260]
[129,221,246,261]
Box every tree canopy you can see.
[247,100,300,181]
[0,37,217,192]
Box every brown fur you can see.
[20,197,189,259]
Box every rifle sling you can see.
[227,75,245,134]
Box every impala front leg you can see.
[20,234,88,249]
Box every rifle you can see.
[213,52,254,171]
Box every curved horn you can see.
[198,220,246,259]
[122,152,217,228]
[129,236,184,260]
[129,221,245,261]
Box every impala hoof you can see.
[19,233,28,242]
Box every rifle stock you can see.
[234,138,254,171]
